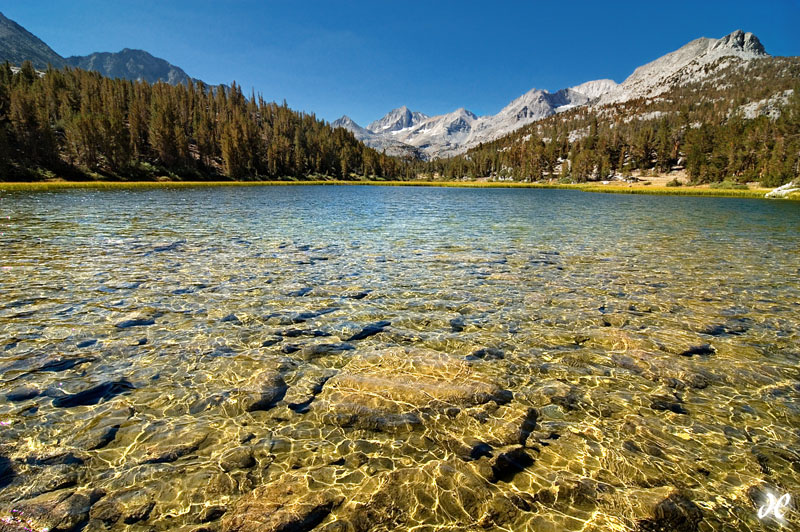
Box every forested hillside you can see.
[0,62,412,181]
[425,57,800,187]
[2,57,799,186]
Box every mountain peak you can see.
[332,115,361,129]
[367,106,428,134]
[117,48,150,56]
[569,79,618,100]
[597,29,772,106]
[452,107,478,119]
[714,30,767,56]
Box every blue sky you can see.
[3,1,799,125]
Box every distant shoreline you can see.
[0,180,792,200]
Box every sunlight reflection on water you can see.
[0,186,798,531]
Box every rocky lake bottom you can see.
[0,185,798,532]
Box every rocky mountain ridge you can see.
[597,30,768,105]
[64,48,195,85]
[335,30,773,160]
[0,11,64,69]
[1,14,782,164]
[334,81,616,160]
[0,11,199,85]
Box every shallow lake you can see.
[0,185,798,531]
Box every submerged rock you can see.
[281,344,300,354]
[0,454,17,489]
[68,407,132,451]
[467,347,505,361]
[679,344,716,357]
[700,318,750,336]
[14,488,105,532]
[76,339,97,348]
[298,342,355,360]
[345,321,390,341]
[650,397,689,415]
[8,357,93,383]
[75,425,120,451]
[152,240,185,253]
[235,369,288,412]
[90,488,155,526]
[284,369,337,413]
[201,505,227,523]
[38,357,93,373]
[221,313,241,324]
[115,310,160,328]
[441,403,539,454]
[279,328,331,338]
[219,446,256,472]
[337,460,498,531]
[287,287,313,297]
[450,317,466,332]
[24,449,86,467]
[496,406,538,446]
[344,290,370,300]
[6,386,39,402]
[141,433,208,464]
[313,347,510,432]
[52,379,134,408]
[25,464,80,497]
[221,474,343,532]
[634,489,704,532]
[285,307,339,324]
[610,349,719,390]
[261,336,282,347]
[115,317,155,328]
[489,446,535,483]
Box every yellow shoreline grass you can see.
[0,179,793,200]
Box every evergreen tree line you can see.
[423,57,800,186]
[2,57,798,186]
[0,62,412,181]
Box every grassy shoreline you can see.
[0,179,794,200]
